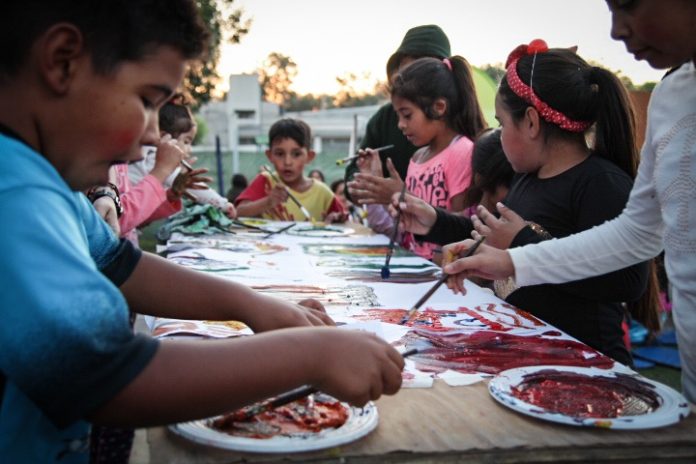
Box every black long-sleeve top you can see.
[420,155,649,365]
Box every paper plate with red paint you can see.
[170,397,378,453]
[488,365,690,429]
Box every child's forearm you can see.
[235,198,272,218]
[88,326,404,427]
[122,252,274,321]
[88,329,322,426]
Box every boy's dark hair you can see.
[231,173,248,188]
[330,179,344,194]
[498,48,638,178]
[465,128,514,206]
[268,118,312,149]
[159,100,194,138]
[0,0,209,78]
[390,56,487,140]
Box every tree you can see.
[333,72,386,108]
[184,0,252,109]
[258,52,299,108]
[481,63,506,85]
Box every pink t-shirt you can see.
[113,164,181,245]
[406,135,474,259]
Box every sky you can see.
[218,0,665,96]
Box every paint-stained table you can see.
[146,222,696,462]
[146,379,696,463]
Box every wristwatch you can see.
[87,182,124,217]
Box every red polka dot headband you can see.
[505,39,592,133]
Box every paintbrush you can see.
[335,144,395,166]
[261,165,313,220]
[234,348,419,421]
[231,219,271,233]
[180,159,195,171]
[381,183,407,280]
[400,236,487,325]
[262,222,296,239]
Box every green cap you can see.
[386,25,451,78]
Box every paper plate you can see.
[170,400,378,453]
[286,225,354,237]
[488,365,690,429]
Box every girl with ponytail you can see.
[354,55,487,261]
[393,41,657,365]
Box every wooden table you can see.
[147,380,696,463]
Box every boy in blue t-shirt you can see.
[0,2,405,462]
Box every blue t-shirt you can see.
[0,134,159,462]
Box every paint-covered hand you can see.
[348,158,403,205]
[471,202,526,249]
[389,192,436,235]
[310,330,404,407]
[441,239,515,294]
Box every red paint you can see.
[404,330,615,374]
[354,308,456,331]
[459,304,546,331]
[211,398,348,439]
[510,369,660,418]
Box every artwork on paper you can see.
[315,257,440,283]
[166,238,287,255]
[250,284,380,307]
[286,225,354,238]
[399,329,615,375]
[168,254,250,272]
[349,303,550,333]
[150,318,251,339]
[301,243,412,258]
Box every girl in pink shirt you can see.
[358,55,486,261]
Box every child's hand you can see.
[151,134,185,182]
[308,330,404,406]
[168,168,211,201]
[266,184,288,209]
[243,296,334,332]
[471,203,526,249]
[355,148,383,176]
[389,192,436,235]
[224,203,237,219]
[324,211,348,223]
[93,196,121,235]
[441,239,516,295]
[347,158,403,205]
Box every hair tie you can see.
[442,58,452,71]
[505,39,591,133]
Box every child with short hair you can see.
[463,128,514,216]
[235,118,346,222]
[441,0,696,404]
[0,2,404,461]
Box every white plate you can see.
[488,365,690,429]
[287,225,354,237]
[170,401,378,453]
